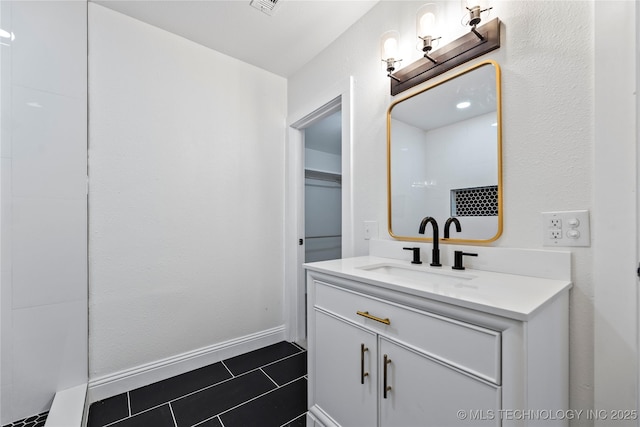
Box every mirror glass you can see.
[387,61,502,243]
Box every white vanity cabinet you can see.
[378,337,500,427]
[314,310,377,426]
[305,257,571,427]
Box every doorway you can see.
[304,110,342,263]
[285,77,354,343]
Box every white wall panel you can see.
[12,197,87,309]
[11,1,86,98]
[11,87,87,199]
[11,300,87,417]
[1,1,88,423]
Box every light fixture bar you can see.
[390,18,500,96]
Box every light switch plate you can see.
[542,210,590,247]
[364,221,378,240]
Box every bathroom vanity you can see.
[305,255,571,427]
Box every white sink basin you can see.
[358,263,475,285]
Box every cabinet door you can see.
[379,337,501,427]
[314,309,377,427]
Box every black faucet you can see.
[444,217,461,239]
[403,247,422,264]
[418,216,441,267]
[452,251,478,270]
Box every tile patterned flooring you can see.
[88,341,307,427]
[1,412,48,427]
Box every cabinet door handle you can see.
[356,311,391,325]
[360,344,369,384]
[383,354,392,399]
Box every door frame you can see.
[284,77,354,342]
[593,1,638,423]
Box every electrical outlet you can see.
[549,218,562,229]
[542,210,590,247]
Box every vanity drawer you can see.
[314,280,501,384]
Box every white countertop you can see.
[305,256,572,321]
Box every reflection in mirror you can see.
[387,60,502,243]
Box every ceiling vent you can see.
[250,0,281,16]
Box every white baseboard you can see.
[88,325,286,403]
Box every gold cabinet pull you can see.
[360,344,369,384]
[383,354,392,399]
[356,311,391,325]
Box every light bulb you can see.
[383,38,398,59]
[416,4,439,39]
[419,12,436,37]
[380,30,400,60]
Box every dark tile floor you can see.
[88,341,307,427]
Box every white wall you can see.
[289,0,596,419]
[88,4,287,381]
[1,1,88,423]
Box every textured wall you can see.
[88,4,287,378]
[288,0,595,418]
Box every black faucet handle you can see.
[452,250,478,270]
[403,247,422,264]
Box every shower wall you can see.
[0,1,88,424]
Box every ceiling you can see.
[93,0,379,77]
[392,63,498,131]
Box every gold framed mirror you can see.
[387,60,502,243]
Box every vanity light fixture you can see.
[387,3,500,96]
[462,1,493,40]
[416,3,441,64]
[380,30,402,82]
